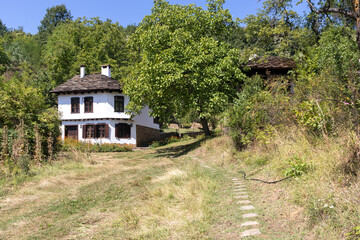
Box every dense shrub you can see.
[226,75,293,149]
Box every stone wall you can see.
[136,125,161,147]
[136,124,204,147]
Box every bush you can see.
[285,156,312,177]
[226,75,292,149]
[60,138,133,152]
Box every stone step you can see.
[240,205,255,210]
[234,191,247,195]
[241,228,261,237]
[237,200,251,204]
[235,195,249,199]
[241,221,259,227]
[242,213,258,218]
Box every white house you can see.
[50,65,160,146]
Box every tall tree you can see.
[241,0,315,57]
[296,0,360,53]
[37,4,72,45]
[125,0,246,135]
[43,18,128,86]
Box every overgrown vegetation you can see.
[60,137,134,152]
[2,0,360,238]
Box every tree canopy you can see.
[43,18,128,86]
[37,4,72,45]
[124,0,246,135]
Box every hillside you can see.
[1,132,359,239]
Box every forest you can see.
[1,0,360,238]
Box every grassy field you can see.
[0,137,250,239]
[1,133,358,239]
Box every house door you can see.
[65,125,78,140]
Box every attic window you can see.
[71,97,80,113]
[114,96,124,112]
[84,97,93,113]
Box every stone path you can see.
[232,177,261,238]
[201,165,262,238]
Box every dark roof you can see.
[50,73,122,94]
[247,56,296,70]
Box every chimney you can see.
[80,65,85,78]
[101,64,111,78]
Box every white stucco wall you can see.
[58,92,159,143]
[133,106,160,130]
[58,92,131,120]
[62,120,136,145]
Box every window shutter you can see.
[82,125,87,139]
[115,124,119,138]
[105,124,109,138]
[90,124,96,138]
[126,124,131,138]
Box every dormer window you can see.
[71,97,80,113]
[114,96,124,112]
[84,97,93,113]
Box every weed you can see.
[285,156,312,177]
[306,196,336,225]
[346,226,360,240]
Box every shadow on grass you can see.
[154,136,214,159]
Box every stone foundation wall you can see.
[136,125,161,147]
[136,124,204,147]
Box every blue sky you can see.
[0,0,309,34]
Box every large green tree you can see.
[43,18,128,86]
[37,4,72,45]
[125,0,246,135]
[241,0,315,57]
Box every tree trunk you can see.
[200,117,211,136]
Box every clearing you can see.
[0,137,306,239]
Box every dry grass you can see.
[2,130,358,239]
[0,138,232,239]
[193,129,360,239]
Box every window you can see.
[65,125,78,140]
[71,97,80,113]
[83,124,109,139]
[114,96,124,112]
[84,97,93,113]
[84,124,95,138]
[96,124,106,138]
[115,123,131,138]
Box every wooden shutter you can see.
[115,123,119,138]
[125,124,131,138]
[95,123,100,138]
[82,125,87,139]
[105,124,109,138]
